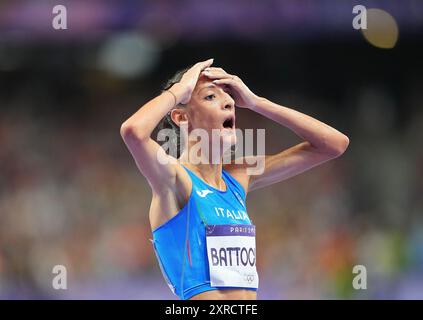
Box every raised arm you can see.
[243,97,349,191]
[120,59,214,194]
[204,67,349,193]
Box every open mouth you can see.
[222,116,235,129]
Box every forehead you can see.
[195,75,228,94]
[195,75,213,91]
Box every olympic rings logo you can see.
[244,274,255,283]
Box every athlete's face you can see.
[185,75,237,148]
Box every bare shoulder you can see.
[223,156,264,196]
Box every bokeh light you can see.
[361,9,399,49]
[97,32,160,79]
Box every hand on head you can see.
[170,59,214,105]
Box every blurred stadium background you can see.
[0,0,422,299]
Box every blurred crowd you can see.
[1,53,422,299]
[1,0,422,298]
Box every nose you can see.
[223,103,233,111]
[222,96,235,111]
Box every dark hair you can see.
[158,66,191,158]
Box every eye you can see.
[205,94,215,101]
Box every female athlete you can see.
[120,58,349,300]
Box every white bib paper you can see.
[205,224,259,288]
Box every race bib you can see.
[205,224,259,288]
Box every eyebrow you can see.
[198,84,229,96]
[197,84,217,95]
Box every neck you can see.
[179,146,226,191]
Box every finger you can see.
[212,78,238,86]
[202,73,232,80]
[202,69,233,79]
[189,59,214,80]
[193,60,214,76]
[203,67,227,75]
[195,58,213,66]
[201,58,214,68]
[191,59,214,73]
[206,67,226,73]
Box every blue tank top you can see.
[151,165,256,300]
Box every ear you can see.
[170,108,188,127]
